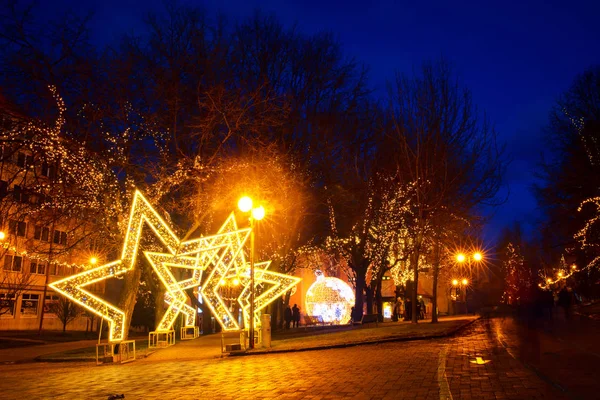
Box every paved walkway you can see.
[0,316,477,363]
[0,318,577,399]
[0,339,102,363]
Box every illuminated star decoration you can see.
[143,253,206,330]
[49,190,229,342]
[200,214,301,331]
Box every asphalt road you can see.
[0,317,594,399]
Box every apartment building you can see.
[0,95,104,331]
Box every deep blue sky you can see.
[43,0,600,243]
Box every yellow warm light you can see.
[547,278,552,283]
[90,257,98,265]
[571,264,577,270]
[0,231,5,240]
[558,272,563,277]
[197,213,300,332]
[252,205,266,220]
[232,278,240,286]
[456,253,466,263]
[462,278,468,285]
[238,196,253,213]
[452,279,459,286]
[473,252,482,261]
[49,190,236,342]
[144,252,208,330]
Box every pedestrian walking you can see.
[419,297,426,320]
[284,305,292,329]
[404,297,412,321]
[292,304,300,328]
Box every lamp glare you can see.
[456,253,466,263]
[252,205,266,221]
[473,252,482,261]
[238,196,253,212]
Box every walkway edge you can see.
[234,316,481,357]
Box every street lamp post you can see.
[455,251,482,314]
[238,196,265,350]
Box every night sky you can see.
[42,0,600,243]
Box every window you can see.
[0,180,7,199]
[9,220,27,237]
[3,255,23,272]
[34,226,50,242]
[16,152,33,168]
[30,262,45,275]
[44,294,60,316]
[48,264,57,276]
[12,185,29,203]
[0,293,16,317]
[53,230,67,245]
[41,162,56,179]
[20,294,39,317]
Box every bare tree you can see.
[50,297,80,332]
[386,60,505,323]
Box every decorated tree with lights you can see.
[500,242,529,304]
[536,66,600,297]
[385,61,504,322]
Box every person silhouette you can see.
[284,305,292,329]
[292,304,300,328]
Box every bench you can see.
[353,313,379,327]
[303,315,325,327]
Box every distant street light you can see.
[238,195,266,350]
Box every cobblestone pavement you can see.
[0,319,575,399]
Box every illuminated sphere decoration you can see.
[305,276,355,325]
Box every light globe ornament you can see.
[305,274,355,325]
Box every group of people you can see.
[284,303,301,329]
[393,296,426,321]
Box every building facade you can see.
[0,97,104,332]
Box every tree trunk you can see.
[431,240,440,324]
[365,286,374,315]
[153,286,166,330]
[411,250,420,324]
[354,273,366,321]
[375,278,383,318]
[117,266,143,340]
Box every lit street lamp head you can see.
[473,252,482,261]
[251,205,266,220]
[452,279,459,286]
[238,196,253,213]
[0,231,5,240]
[90,257,98,265]
[462,278,468,285]
[456,253,466,263]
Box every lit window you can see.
[20,294,39,317]
[0,293,17,317]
